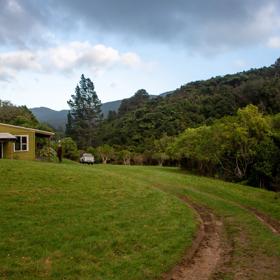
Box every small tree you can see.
[132,153,144,165]
[97,144,114,164]
[153,134,173,166]
[60,137,79,160]
[152,152,169,166]
[119,150,132,165]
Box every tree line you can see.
[0,100,51,131]
[1,58,280,191]
[64,59,280,191]
[169,105,280,191]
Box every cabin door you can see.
[0,142,3,159]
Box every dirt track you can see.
[248,208,280,235]
[163,197,229,280]
[162,194,280,280]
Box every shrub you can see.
[61,137,79,160]
[37,146,57,162]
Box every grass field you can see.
[1,160,280,279]
[0,160,196,280]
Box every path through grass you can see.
[1,161,280,279]
[106,165,280,279]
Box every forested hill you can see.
[96,59,280,150]
[31,93,171,130]
[31,99,122,130]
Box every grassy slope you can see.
[1,161,280,279]
[0,160,196,280]
[106,165,280,279]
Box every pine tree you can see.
[65,111,73,137]
[66,74,102,148]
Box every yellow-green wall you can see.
[0,125,36,160]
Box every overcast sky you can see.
[1,0,280,109]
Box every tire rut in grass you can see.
[247,208,280,235]
[178,187,280,236]
[163,196,229,280]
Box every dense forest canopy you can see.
[170,105,280,191]
[95,59,280,151]
[91,59,280,190]
[0,100,52,131]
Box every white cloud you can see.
[0,50,41,70]
[0,50,41,80]
[253,3,280,34]
[0,42,148,81]
[267,36,280,48]
[121,52,142,68]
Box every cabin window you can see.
[14,135,29,152]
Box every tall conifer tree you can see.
[66,74,102,148]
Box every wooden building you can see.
[0,123,54,160]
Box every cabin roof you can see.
[0,123,55,136]
[0,132,17,140]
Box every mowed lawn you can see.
[108,165,280,279]
[1,161,280,279]
[0,160,196,280]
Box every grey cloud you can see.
[0,0,50,47]
[50,0,280,52]
[1,0,280,53]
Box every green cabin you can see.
[0,123,54,160]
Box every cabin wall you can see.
[0,125,36,160]
[3,142,13,159]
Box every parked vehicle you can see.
[80,153,95,164]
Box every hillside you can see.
[0,101,40,129]
[96,60,280,150]
[30,107,68,130]
[0,160,195,280]
[30,92,171,130]
[1,160,280,279]
[31,99,122,130]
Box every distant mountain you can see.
[31,92,170,130]
[30,107,68,130]
[31,99,122,130]
[30,100,122,130]
[101,99,122,116]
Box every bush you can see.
[61,137,79,160]
[96,144,114,164]
[37,146,57,162]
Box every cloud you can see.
[0,69,13,82]
[0,50,41,81]
[1,0,280,54]
[267,37,280,48]
[48,0,280,53]
[121,53,142,68]
[0,42,147,81]
[44,42,147,72]
[0,0,50,47]
[0,50,41,70]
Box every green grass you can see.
[0,160,196,280]
[1,161,280,279]
[104,165,280,279]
